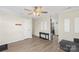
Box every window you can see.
[64,18,70,32]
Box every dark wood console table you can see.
[39,32,49,40]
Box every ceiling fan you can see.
[24,6,48,16]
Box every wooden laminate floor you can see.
[4,36,64,52]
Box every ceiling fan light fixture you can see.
[36,12,41,16]
[33,11,41,16]
[33,12,36,16]
[25,6,48,16]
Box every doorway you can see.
[50,16,58,40]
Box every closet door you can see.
[23,19,32,39]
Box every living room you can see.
[0,6,79,52]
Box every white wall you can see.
[32,17,51,40]
[0,12,32,45]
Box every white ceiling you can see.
[0,6,79,18]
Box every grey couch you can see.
[59,40,79,52]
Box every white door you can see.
[23,19,32,39]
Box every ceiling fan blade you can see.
[41,11,48,13]
[64,7,72,10]
[28,13,33,15]
[24,8,31,11]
